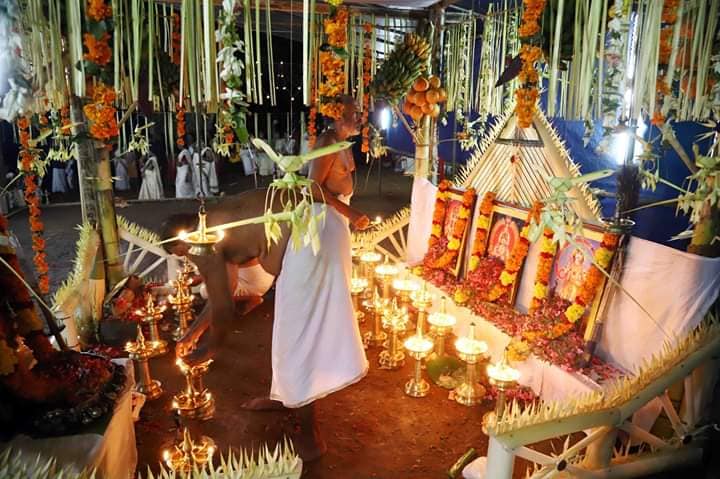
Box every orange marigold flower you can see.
[87,0,112,21]
[83,33,112,66]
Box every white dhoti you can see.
[199,263,275,300]
[271,201,368,408]
[175,164,195,198]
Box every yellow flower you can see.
[454,288,469,304]
[533,282,547,299]
[437,191,448,201]
[500,270,517,286]
[520,226,530,238]
[431,224,442,237]
[458,207,470,220]
[0,339,18,376]
[327,0,344,6]
[541,238,557,254]
[448,238,460,251]
[469,255,479,271]
[476,215,490,229]
[595,247,614,269]
[565,303,586,323]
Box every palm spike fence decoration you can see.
[479,315,720,479]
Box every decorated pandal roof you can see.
[455,109,603,223]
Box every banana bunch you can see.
[371,32,431,104]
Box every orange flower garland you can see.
[83,83,118,143]
[428,180,451,247]
[176,101,186,147]
[16,117,50,295]
[653,0,680,127]
[515,0,546,128]
[529,228,557,312]
[361,22,373,154]
[318,5,349,120]
[83,32,112,66]
[467,191,497,271]
[87,0,112,21]
[487,202,542,302]
[171,13,181,65]
[430,188,476,269]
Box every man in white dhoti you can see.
[175,135,195,199]
[138,153,164,200]
[196,143,220,196]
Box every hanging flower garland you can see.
[652,0,681,127]
[83,83,118,145]
[318,4,349,120]
[515,0,546,128]
[467,191,497,271]
[16,117,49,295]
[171,12,181,65]
[308,58,318,148]
[361,22,373,154]
[176,101,186,147]
[529,228,557,312]
[486,202,542,302]
[430,188,476,269]
[428,180,451,248]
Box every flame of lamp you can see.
[359,251,382,288]
[403,332,434,397]
[392,278,420,307]
[125,327,163,400]
[172,358,215,420]
[487,359,520,419]
[452,324,489,407]
[374,260,399,301]
[163,428,215,473]
[427,311,456,357]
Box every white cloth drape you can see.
[271,200,368,408]
[138,156,164,201]
[406,177,436,265]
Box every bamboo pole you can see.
[95,146,124,287]
[69,96,99,224]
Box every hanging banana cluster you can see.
[371,32,431,105]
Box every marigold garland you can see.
[318,5,349,120]
[176,101,186,147]
[83,83,118,143]
[430,188,476,269]
[16,117,50,295]
[171,12,182,65]
[428,180,451,248]
[83,32,112,66]
[529,228,557,312]
[515,0,546,128]
[486,202,542,302]
[653,0,680,126]
[467,191,497,271]
[361,22,373,154]
[87,0,112,22]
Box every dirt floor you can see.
[7,161,720,478]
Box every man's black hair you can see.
[159,213,199,252]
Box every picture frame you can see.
[443,188,476,277]
[485,202,531,304]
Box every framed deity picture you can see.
[444,188,476,277]
[548,226,608,328]
[485,203,530,303]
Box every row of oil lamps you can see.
[352,251,521,422]
[124,257,215,473]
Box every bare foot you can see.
[292,429,327,463]
[241,397,287,411]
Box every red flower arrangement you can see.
[515,0,546,128]
[16,117,50,295]
[430,187,476,269]
[361,22,373,154]
[83,83,119,143]
[454,256,505,306]
[176,101,186,147]
[486,202,542,302]
[467,191,496,271]
[529,228,557,312]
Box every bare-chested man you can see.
[167,97,369,460]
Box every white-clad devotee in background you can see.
[196,143,219,196]
[50,160,68,194]
[175,134,195,199]
[113,149,130,191]
[138,152,164,200]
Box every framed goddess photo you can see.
[485,203,531,303]
[548,226,608,326]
